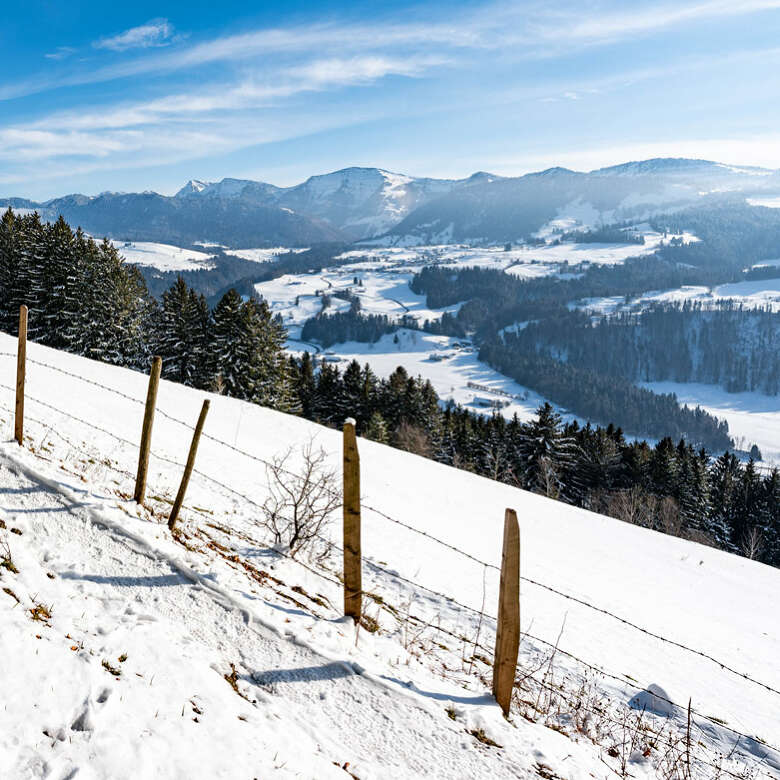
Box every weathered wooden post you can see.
[168,400,210,531]
[492,508,520,716]
[14,305,27,446]
[134,356,162,504]
[343,418,362,621]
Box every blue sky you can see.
[3,0,780,199]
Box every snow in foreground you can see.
[0,335,778,779]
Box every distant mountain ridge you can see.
[171,167,505,240]
[377,158,780,245]
[3,159,779,248]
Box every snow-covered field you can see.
[112,241,216,271]
[256,231,699,334]
[252,252,567,423]
[643,381,780,467]
[296,328,570,423]
[0,336,778,779]
[256,267,464,335]
[346,229,696,280]
[575,278,780,315]
[506,231,698,277]
[224,247,308,263]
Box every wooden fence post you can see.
[343,419,362,621]
[134,356,162,504]
[168,399,210,531]
[493,508,520,716]
[14,305,27,446]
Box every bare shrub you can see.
[260,439,341,556]
[606,486,654,528]
[0,536,18,574]
[394,422,432,458]
[740,526,764,560]
[537,455,562,499]
[656,496,683,537]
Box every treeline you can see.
[301,303,399,347]
[137,251,263,298]
[413,203,780,340]
[559,226,645,244]
[411,257,702,339]
[301,361,779,566]
[0,210,294,409]
[652,200,780,270]
[513,303,780,395]
[479,337,732,451]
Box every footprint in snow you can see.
[70,699,95,733]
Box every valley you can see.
[69,186,780,468]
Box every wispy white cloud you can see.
[44,47,76,61]
[94,19,174,52]
[546,0,780,45]
[4,1,780,103]
[0,53,446,169]
[287,55,449,87]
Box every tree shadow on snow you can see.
[59,572,184,587]
[380,675,494,706]
[250,662,356,686]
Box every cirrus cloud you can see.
[94,19,175,52]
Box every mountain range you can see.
[3,159,780,248]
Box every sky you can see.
[3,0,780,199]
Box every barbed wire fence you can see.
[1,341,778,779]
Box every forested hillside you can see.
[513,304,780,394]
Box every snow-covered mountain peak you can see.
[462,171,503,185]
[175,179,210,197]
[593,158,724,176]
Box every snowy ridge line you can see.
[521,668,778,780]
[5,357,780,704]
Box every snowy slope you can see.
[1,334,778,779]
[111,240,217,272]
